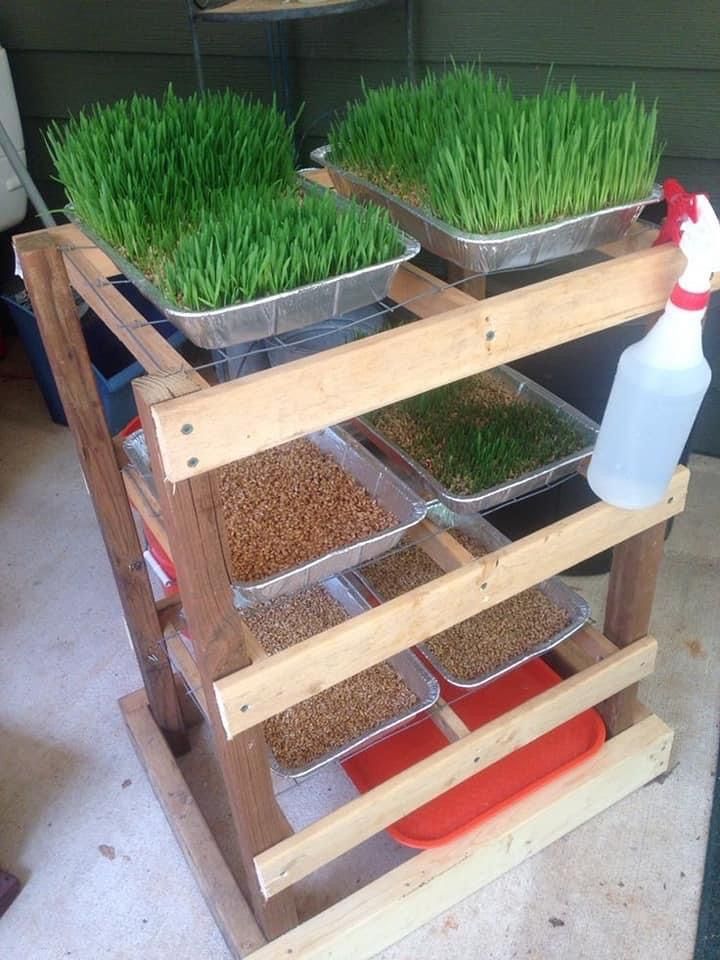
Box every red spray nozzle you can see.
[653,178,704,247]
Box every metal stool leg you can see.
[405,0,416,83]
[186,0,206,92]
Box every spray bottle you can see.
[587,181,719,509]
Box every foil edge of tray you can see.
[123,426,427,603]
[268,575,440,779]
[66,190,419,349]
[311,145,662,272]
[354,504,590,690]
[351,364,599,515]
[231,425,428,605]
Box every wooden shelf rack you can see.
[16,192,717,958]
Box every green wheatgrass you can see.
[366,374,588,495]
[47,87,403,310]
[330,64,662,234]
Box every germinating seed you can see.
[242,586,417,771]
[218,438,397,582]
[330,64,662,233]
[367,372,586,495]
[361,538,570,683]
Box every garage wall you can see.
[2,0,719,211]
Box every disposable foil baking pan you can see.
[264,576,440,778]
[67,185,419,350]
[348,365,599,514]
[355,504,590,689]
[311,145,662,273]
[122,425,428,604]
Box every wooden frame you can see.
[15,210,706,959]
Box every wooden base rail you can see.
[250,714,672,960]
[255,634,656,897]
[214,467,688,738]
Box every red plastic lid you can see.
[343,657,605,848]
[145,527,178,583]
[119,415,142,438]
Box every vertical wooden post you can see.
[134,372,298,940]
[15,234,187,753]
[600,522,667,735]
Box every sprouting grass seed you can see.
[46,87,403,309]
[366,374,588,495]
[330,64,662,234]
[162,186,403,309]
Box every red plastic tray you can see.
[342,657,606,848]
[121,416,178,592]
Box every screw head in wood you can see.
[181,423,194,435]
[485,330,495,341]
[187,457,199,469]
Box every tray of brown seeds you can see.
[355,505,589,688]
[222,427,427,604]
[123,426,427,604]
[241,577,439,777]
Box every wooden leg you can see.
[134,373,299,940]
[600,522,667,735]
[121,689,266,958]
[15,235,188,754]
[446,262,487,300]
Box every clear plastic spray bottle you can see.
[587,185,719,509]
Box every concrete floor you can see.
[1,342,719,960]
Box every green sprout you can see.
[330,65,662,234]
[47,87,402,309]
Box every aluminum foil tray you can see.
[67,185,419,350]
[123,429,153,484]
[265,576,440,778]
[311,145,662,273]
[348,364,599,515]
[354,504,590,689]
[122,426,428,604]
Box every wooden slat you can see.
[388,261,476,315]
[197,0,392,19]
[430,699,471,742]
[214,467,688,738]
[65,247,199,379]
[254,635,655,896]
[166,632,209,718]
[406,518,475,571]
[251,714,672,959]
[547,624,619,677]
[446,262,487,300]
[148,244,720,481]
[15,224,198,378]
[122,466,172,560]
[597,221,659,257]
[15,233,187,751]
[120,690,266,959]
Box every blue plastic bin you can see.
[2,275,184,433]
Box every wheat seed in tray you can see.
[361,536,570,684]
[218,437,396,582]
[242,586,418,774]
